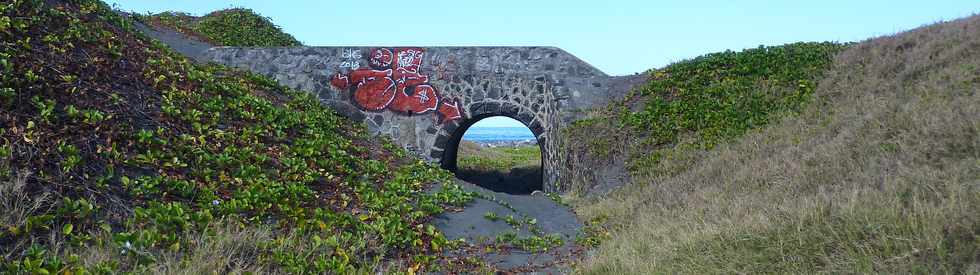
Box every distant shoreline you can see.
[462,126,536,148]
[465,139,538,148]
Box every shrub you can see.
[195,8,301,47]
[136,8,302,47]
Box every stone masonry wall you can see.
[203,46,640,192]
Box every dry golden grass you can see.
[29,219,271,274]
[572,15,980,274]
[458,140,501,160]
[59,219,361,274]
[0,170,44,233]
[142,221,270,274]
[0,170,52,259]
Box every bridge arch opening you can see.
[440,114,543,194]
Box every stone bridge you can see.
[203,47,643,192]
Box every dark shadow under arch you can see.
[440,113,545,194]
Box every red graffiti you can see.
[330,48,462,123]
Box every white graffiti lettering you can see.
[339,60,360,69]
[418,89,429,103]
[397,49,421,70]
[339,48,362,69]
[341,48,361,59]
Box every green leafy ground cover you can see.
[134,8,302,47]
[0,0,474,273]
[563,42,845,191]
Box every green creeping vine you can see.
[134,9,302,47]
[0,0,474,273]
[566,42,845,178]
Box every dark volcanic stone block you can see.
[200,46,644,193]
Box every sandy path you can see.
[433,181,584,273]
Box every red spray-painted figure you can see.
[330,48,462,123]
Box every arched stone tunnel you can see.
[438,109,545,173]
[438,107,548,192]
[203,47,645,192]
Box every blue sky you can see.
[471,116,527,128]
[107,0,978,127]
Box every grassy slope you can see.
[0,1,472,273]
[455,141,543,193]
[134,8,302,47]
[562,42,844,193]
[457,140,541,173]
[571,16,980,273]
